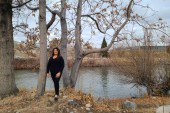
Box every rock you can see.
[156,105,170,113]
[68,99,80,107]
[152,97,156,99]
[86,107,91,111]
[122,100,137,110]
[86,103,92,108]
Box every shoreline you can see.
[14,58,115,70]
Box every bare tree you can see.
[0,0,19,97]
[69,0,134,87]
[36,0,47,96]
[47,0,69,87]
[60,0,69,87]
[0,0,38,97]
[113,27,170,96]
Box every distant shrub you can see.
[100,37,109,57]
[166,45,170,54]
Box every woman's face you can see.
[53,49,58,55]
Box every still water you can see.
[14,67,146,98]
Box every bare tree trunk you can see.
[70,0,83,88]
[69,0,133,88]
[0,0,18,97]
[70,58,83,87]
[36,0,47,96]
[60,0,69,87]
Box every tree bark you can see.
[0,0,18,97]
[36,0,47,96]
[70,58,83,87]
[60,0,69,87]
[70,0,83,88]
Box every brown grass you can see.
[0,89,170,113]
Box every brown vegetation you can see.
[14,50,170,70]
[14,58,114,70]
[0,89,170,113]
[14,58,39,70]
[110,48,170,96]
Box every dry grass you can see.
[0,89,170,113]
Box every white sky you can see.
[13,0,170,47]
[81,0,170,47]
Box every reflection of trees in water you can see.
[100,68,109,97]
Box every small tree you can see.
[101,37,109,57]
[113,28,170,96]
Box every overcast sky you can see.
[138,0,170,24]
[97,0,170,47]
[14,0,170,47]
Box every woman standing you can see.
[47,47,64,100]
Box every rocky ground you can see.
[0,88,170,113]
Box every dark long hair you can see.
[52,47,60,56]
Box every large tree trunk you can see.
[70,58,83,87]
[36,0,47,96]
[60,0,69,87]
[0,0,18,97]
[70,0,83,88]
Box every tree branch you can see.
[46,13,56,30]
[134,20,170,37]
[12,0,32,8]
[82,12,100,16]
[45,6,61,30]
[81,14,105,34]
[46,6,61,17]
[25,3,39,10]
[82,0,134,56]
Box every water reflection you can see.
[100,68,109,97]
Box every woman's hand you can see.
[47,73,51,78]
[56,72,61,78]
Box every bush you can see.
[100,37,109,57]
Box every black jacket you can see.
[47,56,64,75]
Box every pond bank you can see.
[14,58,118,70]
[0,88,170,113]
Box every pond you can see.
[14,67,146,98]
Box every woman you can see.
[47,47,64,100]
